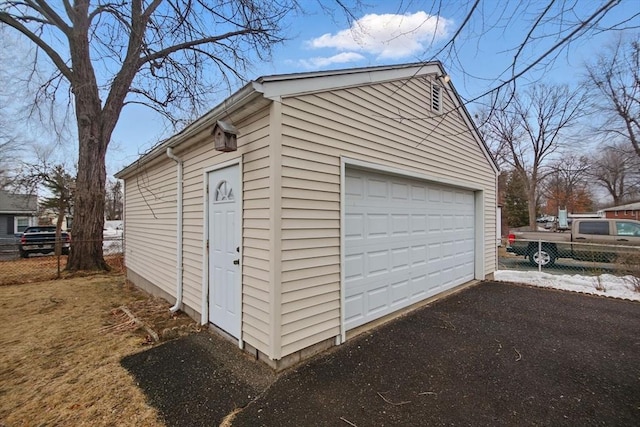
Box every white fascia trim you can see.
[342,157,486,191]
[116,85,262,179]
[256,63,441,100]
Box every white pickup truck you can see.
[507,218,640,267]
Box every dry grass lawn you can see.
[0,272,198,426]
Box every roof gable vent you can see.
[431,84,442,113]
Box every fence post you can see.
[538,239,542,273]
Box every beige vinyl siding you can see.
[176,107,272,354]
[123,159,179,299]
[124,105,273,356]
[277,76,496,357]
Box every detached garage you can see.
[115,62,498,369]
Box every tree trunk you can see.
[527,184,538,230]
[66,116,109,271]
[65,5,111,272]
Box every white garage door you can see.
[344,168,475,330]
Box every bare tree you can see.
[481,84,587,229]
[590,143,640,205]
[542,155,592,214]
[0,115,19,189]
[0,0,303,271]
[105,180,123,221]
[584,34,640,159]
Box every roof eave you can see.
[115,82,263,179]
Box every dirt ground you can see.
[0,272,198,426]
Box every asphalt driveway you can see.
[123,281,640,426]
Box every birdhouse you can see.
[212,120,238,152]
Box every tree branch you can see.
[0,12,73,81]
[27,0,71,35]
[138,28,268,67]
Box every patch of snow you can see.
[494,270,640,302]
[103,228,123,238]
[104,220,123,230]
[103,238,123,255]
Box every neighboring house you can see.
[599,202,640,220]
[39,208,72,231]
[0,190,38,241]
[115,62,499,369]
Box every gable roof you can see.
[116,62,498,178]
[601,201,640,211]
[0,190,38,215]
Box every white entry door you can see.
[208,164,241,338]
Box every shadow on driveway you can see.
[123,282,640,426]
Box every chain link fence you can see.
[499,237,640,294]
[0,237,124,286]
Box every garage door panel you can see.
[391,279,410,305]
[344,253,364,281]
[391,214,410,235]
[411,185,426,200]
[368,250,390,275]
[367,214,388,237]
[345,175,364,198]
[391,181,409,198]
[345,213,364,239]
[345,168,475,331]
[410,275,427,298]
[391,248,410,271]
[367,284,389,312]
[411,245,427,267]
[344,294,364,324]
[411,214,426,232]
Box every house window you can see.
[431,84,442,113]
[15,217,30,233]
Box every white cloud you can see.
[308,12,451,60]
[298,52,365,69]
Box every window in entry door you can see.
[214,180,234,202]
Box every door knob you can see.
[233,259,239,265]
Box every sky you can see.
[2,1,640,180]
[106,1,640,176]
